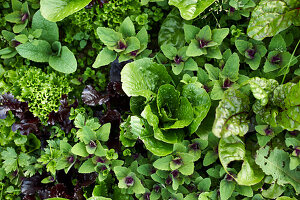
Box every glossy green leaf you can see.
[121,58,172,100]
[247,0,300,40]
[212,89,250,138]
[219,137,264,186]
[169,0,217,20]
[40,0,91,22]
[182,83,211,133]
[220,179,235,200]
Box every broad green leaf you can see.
[71,142,89,157]
[93,47,117,68]
[183,24,200,43]
[157,84,180,119]
[186,39,207,57]
[269,34,286,51]
[220,179,235,200]
[255,146,300,193]
[40,0,91,22]
[212,28,229,45]
[169,0,217,20]
[78,159,95,173]
[5,12,21,23]
[248,77,278,107]
[97,27,122,47]
[121,58,172,100]
[97,123,111,142]
[203,150,218,166]
[212,89,250,138]
[182,83,211,133]
[123,36,140,54]
[221,53,240,81]
[16,40,52,62]
[205,64,220,81]
[119,17,135,38]
[153,156,172,171]
[49,46,77,73]
[247,0,300,40]
[219,137,264,186]
[158,9,186,48]
[32,10,59,44]
[161,44,177,60]
[262,183,284,199]
[114,166,130,180]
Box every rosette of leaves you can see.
[235,39,267,70]
[160,44,198,75]
[38,140,76,176]
[113,166,145,195]
[198,50,244,100]
[0,28,43,60]
[249,78,300,131]
[263,34,297,75]
[152,139,206,185]
[120,58,211,156]
[247,0,300,40]
[71,114,123,181]
[212,88,250,138]
[5,0,30,33]
[15,10,77,73]
[168,0,217,20]
[184,24,229,59]
[93,17,150,68]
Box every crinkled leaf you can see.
[248,77,279,107]
[247,0,300,40]
[121,58,172,100]
[182,83,211,133]
[158,9,186,48]
[212,89,250,138]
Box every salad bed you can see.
[0,0,300,200]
